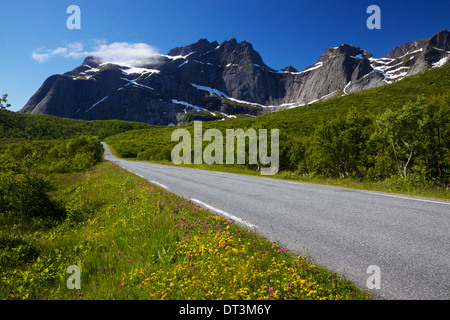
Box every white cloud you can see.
[31,40,161,65]
[31,51,51,63]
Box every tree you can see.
[421,94,450,186]
[0,93,11,110]
[308,108,373,178]
[371,100,429,178]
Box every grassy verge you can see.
[0,161,373,300]
[106,143,449,201]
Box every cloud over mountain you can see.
[31,40,160,64]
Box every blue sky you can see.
[1,0,449,112]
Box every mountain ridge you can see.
[20,30,450,125]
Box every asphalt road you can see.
[103,143,449,300]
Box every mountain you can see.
[20,30,450,125]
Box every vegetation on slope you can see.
[1,65,448,301]
[0,161,371,300]
[105,66,450,193]
[0,110,155,140]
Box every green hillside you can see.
[105,65,450,192]
[2,65,449,192]
[0,110,155,141]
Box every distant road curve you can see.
[102,142,449,300]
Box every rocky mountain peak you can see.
[82,56,105,67]
[167,39,219,57]
[428,29,450,51]
[282,66,299,73]
[20,30,450,126]
[318,44,370,62]
[216,38,266,67]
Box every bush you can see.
[2,137,104,174]
[0,170,65,224]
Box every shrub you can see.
[0,170,65,224]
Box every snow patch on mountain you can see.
[432,56,449,68]
[86,95,109,112]
[190,83,276,108]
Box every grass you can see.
[0,161,373,300]
[105,142,450,201]
[103,65,450,200]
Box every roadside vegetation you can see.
[0,109,154,140]
[0,158,372,300]
[1,65,448,300]
[105,66,450,199]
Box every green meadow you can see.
[1,65,449,300]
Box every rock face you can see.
[20,30,450,125]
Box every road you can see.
[102,143,449,300]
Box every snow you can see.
[279,102,297,108]
[432,47,445,52]
[191,83,228,97]
[120,66,160,75]
[178,61,188,68]
[284,62,323,75]
[369,57,395,64]
[397,48,423,60]
[369,55,415,84]
[190,83,276,108]
[227,97,275,108]
[219,112,236,119]
[171,99,203,112]
[318,90,338,101]
[343,81,352,95]
[199,49,214,57]
[388,71,408,80]
[85,68,100,73]
[132,83,155,90]
[372,60,407,72]
[86,95,109,112]
[163,51,196,60]
[307,98,320,104]
[120,77,154,90]
[432,56,449,68]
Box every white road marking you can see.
[361,191,450,206]
[150,181,170,190]
[190,198,258,230]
